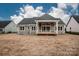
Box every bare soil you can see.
[0,34,79,56]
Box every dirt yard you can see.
[0,34,79,56]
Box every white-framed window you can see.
[58,26,62,31]
[42,26,50,32]
[32,26,35,30]
[20,26,24,30]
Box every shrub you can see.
[66,31,79,35]
[7,31,12,33]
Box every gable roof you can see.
[58,19,65,24]
[18,14,65,25]
[18,18,36,25]
[67,15,79,26]
[37,14,59,20]
[72,15,79,23]
[0,21,11,28]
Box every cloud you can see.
[67,3,78,9]
[58,3,79,15]
[10,14,23,24]
[10,3,78,25]
[22,5,44,18]
[0,17,9,21]
[49,7,70,25]
[58,3,67,9]
[10,4,45,24]
[49,7,65,18]
[49,3,78,25]
[60,14,70,25]
[58,3,78,10]
[36,6,43,11]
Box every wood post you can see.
[56,22,58,34]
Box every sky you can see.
[0,3,79,24]
[0,3,57,20]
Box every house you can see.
[4,21,17,33]
[0,20,17,33]
[66,15,79,33]
[0,21,11,33]
[17,14,66,35]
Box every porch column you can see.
[56,22,58,34]
[36,21,39,34]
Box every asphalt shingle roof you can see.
[72,15,79,23]
[58,19,65,24]
[0,21,11,28]
[18,18,36,25]
[18,14,64,25]
[38,14,59,20]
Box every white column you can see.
[17,26,20,34]
[36,21,39,34]
[29,24,31,34]
[50,24,51,32]
[56,22,58,34]
[63,25,66,34]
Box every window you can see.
[34,27,35,30]
[46,27,50,31]
[20,26,24,30]
[58,27,62,31]
[32,26,35,30]
[61,27,62,30]
[42,27,45,31]
[42,26,50,32]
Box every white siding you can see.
[4,21,17,33]
[18,24,36,35]
[66,17,79,32]
[58,24,65,34]
[18,24,66,35]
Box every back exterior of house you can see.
[17,14,66,35]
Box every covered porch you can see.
[35,20,59,34]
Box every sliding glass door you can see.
[42,25,50,32]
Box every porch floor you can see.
[36,32,57,34]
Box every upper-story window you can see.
[20,26,24,30]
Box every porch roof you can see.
[36,14,60,20]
